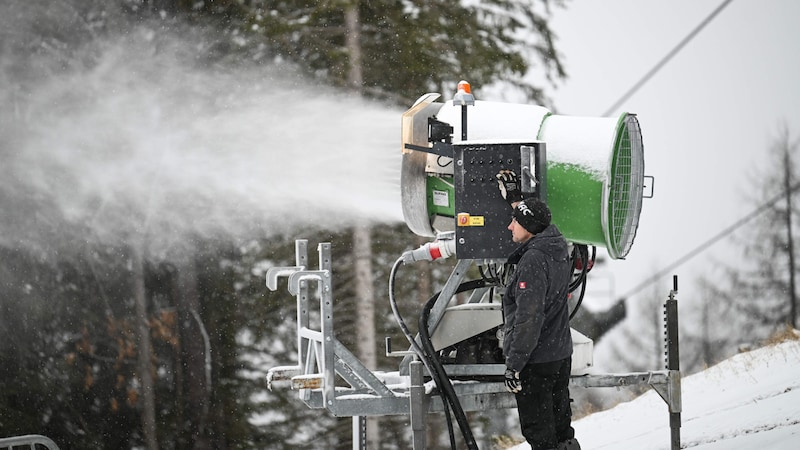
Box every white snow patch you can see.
[509,337,800,449]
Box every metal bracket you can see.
[403,141,453,158]
[385,337,416,357]
[651,370,682,413]
[643,175,655,198]
[520,143,547,201]
[287,270,329,296]
[266,266,304,291]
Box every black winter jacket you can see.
[502,224,573,372]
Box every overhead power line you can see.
[602,0,735,116]
[620,181,800,300]
[607,0,736,298]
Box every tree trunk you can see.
[175,258,212,450]
[701,288,712,366]
[353,225,376,369]
[345,2,379,446]
[783,142,798,328]
[652,292,662,369]
[132,245,159,450]
[344,2,362,89]
[352,224,380,448]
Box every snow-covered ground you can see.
[511,333,800,449]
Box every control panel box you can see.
[453,142,546,259]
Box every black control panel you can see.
[453,142,546,259]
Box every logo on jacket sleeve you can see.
[518,281,527,289]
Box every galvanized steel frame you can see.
[266,239,682,450]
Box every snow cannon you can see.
[401,83,647,259]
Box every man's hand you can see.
[504,368,522,393]
[496,170,523,204]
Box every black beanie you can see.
[512,198,551,235]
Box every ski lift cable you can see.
[602,0,735,116]
[620,180,800,300]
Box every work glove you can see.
[496,170,524,205]
[504,368,522,393]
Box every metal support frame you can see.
[266,239,682,450]
[267,241,396,416]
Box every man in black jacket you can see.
[496,170,581,450]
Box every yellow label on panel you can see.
[456,213,485,227]
[469,216,485,226]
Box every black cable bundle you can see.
[388,254,495,450]
[388,257,460,449]
[568,244,595,319]
[418,279,487,450]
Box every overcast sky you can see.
[537,0,800,307]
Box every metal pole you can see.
[353,416,367,450]
[665,275,681,450]
[461,104,468,140]
[409,360,426,450]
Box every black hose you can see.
[568,245,594,320]
[418,279,488,450]
[390,256,499,450]
[388,257,458,449]
[388,257,427,358]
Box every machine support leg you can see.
[670,413,681,450]
[665,275,681,450]
[353,416,366,450]
[409,360,426,450]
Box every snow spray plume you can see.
[0,1,403,259]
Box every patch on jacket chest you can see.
[518,281,527,289]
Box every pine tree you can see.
[199,0,568,105]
